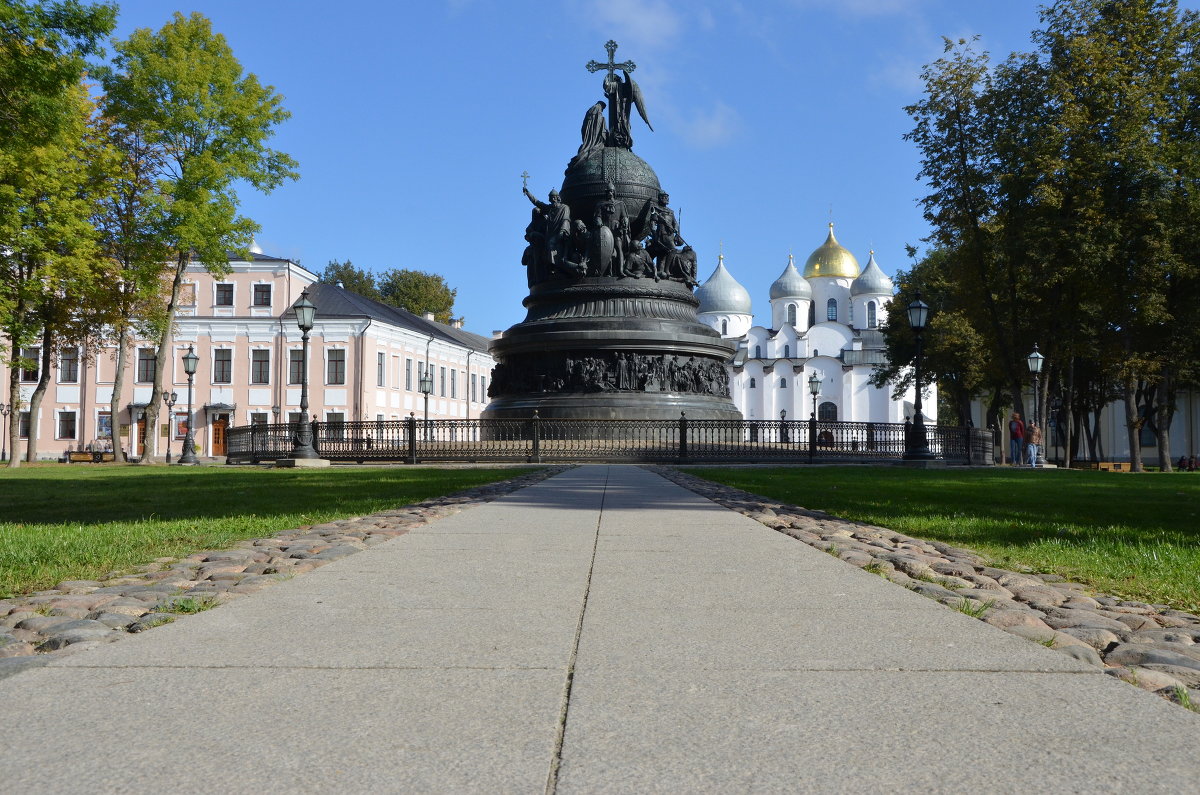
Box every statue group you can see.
[489,352,731,398]
[521,182,697,288]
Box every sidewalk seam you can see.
[544,466,607,795]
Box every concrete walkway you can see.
[0,465,1196,793]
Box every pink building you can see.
[1,251,496,462]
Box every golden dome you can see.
[803,223,860,279]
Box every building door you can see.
[135,418,146,457]
[212,414,229,456]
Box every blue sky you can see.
[105,0,1199,336]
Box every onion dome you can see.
[769,254,812,300]
[851,250,893,296]
[696,254,752,315]
[803,223,860,279]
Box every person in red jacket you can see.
[1009,411,1025,465]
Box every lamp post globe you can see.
[1027,344,1045,467]
[903,292,934,460]
[290,288,319,459]
[178,346,200,464]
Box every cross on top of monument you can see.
[586,40,636,77]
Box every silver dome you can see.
[850,251,893,296]
[696,255,752,315]
[769,254,812,300]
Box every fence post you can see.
[530,410,541,463]
[678,412,688,463]
[407,413,417,464]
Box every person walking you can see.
[1026,421,1043,468]
[1008,412,1025,465]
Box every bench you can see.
[1097,461,1128,472]
[66,451,116,463]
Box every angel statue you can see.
[604,70,652,149]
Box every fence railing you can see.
[227,416,995,466]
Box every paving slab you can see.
[0,464,1196,794]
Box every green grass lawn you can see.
[0,464,536,598]
[687,466,1200,613]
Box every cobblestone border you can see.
[655,466,1200,714]
[0,466,569,666]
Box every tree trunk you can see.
[1122,378,1144,473]
[1155,369,1173,472]
[109,326,130,463]
[24,331,53,463]
[1064,357,1074,469]
[6,344,20,469]
[137,253,187,465]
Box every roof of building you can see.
[803,223,860,279]
[696,255,753,315]
[769,254,812,300]
[288,283,491,354]
[850,251,893,297]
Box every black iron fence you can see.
[227,416,995,466]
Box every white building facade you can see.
[696,225,927,425]
[1,250,495,462]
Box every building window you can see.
[749,377,756,389]
[818,401,838,422]
[252,283,271,307]
[57,411,77,439]
[867,301,877,328]
[405,358,413,390]
[754,345,761,359]
[784,344,790,358]
[20,348,40,382]
[251,350,270,384]
[19,411,31,438]
[327,349,346,385]
[451,368,457,399]
[826,298,837,322]
[377,352,386,387]
[289,350,304,384]
[721,319,728,335]
[250,412,268,426]
[136,348,156,383]
[288,411,305,425]
[471,373,477,403]
[787,304,797,326]
[213,349,232,383]
[440,366,446,397]
[780,378,787,388]
[808,303,816,327]
[59,347,79,383]
[326,412,345,440]
[480,376,486,397]
[215,283,233,306]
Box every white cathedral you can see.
[695,224,929,424]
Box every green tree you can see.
[0,0,116,147]
[318,259,381,301]
[378,269,457,323]
[98,12,298,463]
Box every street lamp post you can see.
[178,346,200,465]
[904,292,934,461]
[161,390,178,464]
[291,288,319,459]
[808,371,820,464]
[0,402,9,462]
[419,369,435,441]
[1027,344,1045,467]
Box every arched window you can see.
[808,303,815,327]
[780,378,787,388]
[783,344,791,358]
[754,345,762,358]
[787,304,797,325]
[818,401,838,422]
[721,319,728,335]
[749,377,757,389]
[866,301,877,328]
[826,298,837,322]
